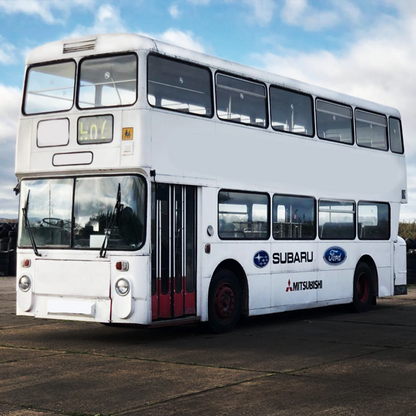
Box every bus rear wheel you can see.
[352,262,374,313]
[208,270,242,333]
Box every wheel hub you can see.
[214,284,235,320]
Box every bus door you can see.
[152,183,197,320]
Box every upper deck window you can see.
[389,117,404,154]
[78,54,137,109]
[356,110,387,151]
[316,99,353,144]
[216,74,267,128]
[270,86,313,137]
[148,55,213,117]
[24,61,76,115]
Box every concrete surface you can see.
[1,276,416,415]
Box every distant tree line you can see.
[399,221,416,240]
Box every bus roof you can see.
[26,33,400,118]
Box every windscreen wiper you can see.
[99,183,122,258]
[22,190,41,257]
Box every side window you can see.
[389,117,404,154]
[270,87,313,137]
[218,190,269,240]
[273,195,316,240]
[216,73,267,128]
[319,200,355,240]
[358,202,390,240]
[147,55,213,117]
[356,110,388,151]
[316,99,353,144]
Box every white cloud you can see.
[169,4,181,19]
[142,28,206,53]
[67,5,126,38]
[0,85,21,143]
[0,36,17,65]
[280,0,361,31]
[187,0,210,4]
[0,0,95,25]
[244,0,276,26]
[0,84,20,218]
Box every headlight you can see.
[19,275,31,292]
[115,278,130,296]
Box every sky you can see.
[0,0,416,220]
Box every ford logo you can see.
[253,250,269,268]
[323,247,347,266]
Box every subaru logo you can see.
[323,247,347,266]
[253,250,269,268]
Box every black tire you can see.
[8,251,16,276]
[8,240,17,251]
[0,252,9,260]
[406,238,416,251]
[208,269,242,333]
[352,262,374,313]
[0,223,11,238]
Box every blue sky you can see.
[1,0,416,220]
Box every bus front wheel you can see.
[208,270,242,333]
[352,262,374,313]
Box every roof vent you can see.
[63,38,97,54]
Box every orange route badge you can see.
[122,127,133,140]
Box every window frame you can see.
[316,98,354,145]
[147,53,214,119]
[218,189,270,241]
[36,118,70,148]
[318,199,356,240]
[215,71,269,129]
[270,85,314,138]
[18,174,147,251]
[357,201,390,240]
[389,116,404,155]
[272,193,316,240]
[76,52,138,111]
[22,59,77,116]
[355,108,388,152]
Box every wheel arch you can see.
[212,259,249,316]
[356,255,379,298]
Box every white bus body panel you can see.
[16,251,152,325]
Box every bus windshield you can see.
[18,175,146,251]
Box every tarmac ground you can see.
[1,276,416,416]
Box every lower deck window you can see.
[218,190,269,240]
[319,200,355,239]
[358,202,390,240]
[273,194,316,239]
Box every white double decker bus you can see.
[15,33,407,333]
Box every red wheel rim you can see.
[356,273,370,303]
[214,283,235,320]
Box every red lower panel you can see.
[184,288,196,315]
[174,291,184,318]
[158,279,172,319]
[151,280,159,321]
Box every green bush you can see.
[399,221,416,240]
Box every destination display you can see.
[78,115,113,144]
